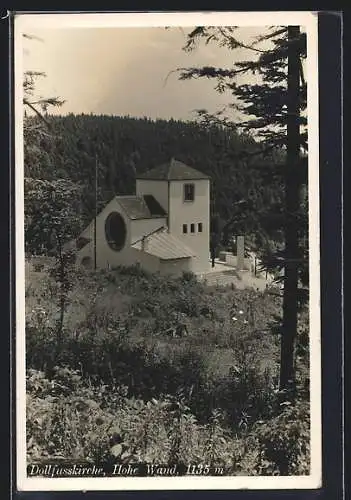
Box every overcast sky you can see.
[22,26,268,122]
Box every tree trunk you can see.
[280,26,301,392]
[56,240,66,361]
[94,154,98,270]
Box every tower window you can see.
[182,224,188,234]
[198,223,203,233]
[190,223,195,233]
[184,183,195,202]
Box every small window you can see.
[198,223,203,233]
[183,224,188,234]
[184,183,195,202]
[190,223,195,233]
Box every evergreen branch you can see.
[217,27,266,53]
[231,144,278,160]
[163,69,178,88]
[30,97,65,107]
[23,99,51,127]
[23,33,44,42]
[178,64,254,81]
[24,70,46,78]
[254,27,287,43]
[299,58,305,85]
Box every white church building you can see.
[76,158,211,276]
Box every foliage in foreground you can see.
[26,263,282,422]
[27,367,310,475]
[25,262,310,475]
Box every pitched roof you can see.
[143,194,167,216]
[116,195,167,220]
[136,158,210,181]
[132,228,195,260]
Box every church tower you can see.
[136,158,210,274]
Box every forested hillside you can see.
[24,113,285,254]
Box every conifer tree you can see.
[177,26,307,391]
[23,34,65,179]
[23,36,84,358]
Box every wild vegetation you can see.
[26,259,310,475]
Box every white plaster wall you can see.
[159,258,191,277]
[76,181,210,275]
[136,179,169,213]
[130,217,167,244]
[218,252,252,271]
[78,237,161,273]
[78,198,132,246]
[168,179,210,273]
[127,247,161,273]
[76,197,163,273]
[77,198,135,267]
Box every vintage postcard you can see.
[15,11,321,491]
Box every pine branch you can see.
[231,144,278,160]
[23,98,51,127]
[254,27,287,43]
[23,33,44,42]
[178,64,255,82]
[299,58,305,85]
[217,27,266,53]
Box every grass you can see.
[25,258,281,382]
[24,258,310,475]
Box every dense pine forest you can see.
[24,113,287,257]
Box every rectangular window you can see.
[184,183,195,202]
[183,224,188,234]
[198,223,203,233]
[190,223,195,233]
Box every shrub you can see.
[26,368,241,468]
[25,262,310,474]
[252,399,310,475]
[112,263,151,279]
[181,270,197,283]
[33,262,45,272]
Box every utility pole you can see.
[280,26,301,392]
[94,154,98,270]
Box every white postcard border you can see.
[15,11,321,491]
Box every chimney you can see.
[141,236,149,252]
[236,235,245,271]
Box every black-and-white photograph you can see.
[15,12,321,491]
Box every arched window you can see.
[105,212,127,251]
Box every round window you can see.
[105,212,127,251]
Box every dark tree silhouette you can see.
[177,25,307,391]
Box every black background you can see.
[0,8,345,500]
